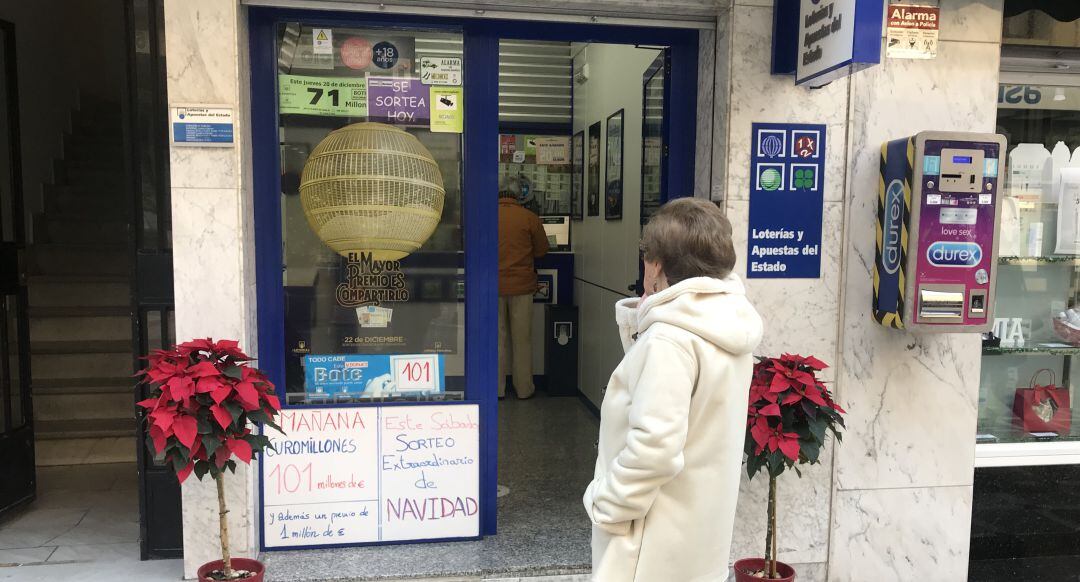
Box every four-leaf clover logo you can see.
[793,168,815,190]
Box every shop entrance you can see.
[251,8,697,577]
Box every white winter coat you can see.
[583,275,763,582]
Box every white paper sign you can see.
[313,28,333,55]
[535,137,571,165]
[420,57,462,86]
[885,4,939,60]
[262,404,480,548]
[1055,168,1080,254]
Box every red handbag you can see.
[1012,369,1071,434]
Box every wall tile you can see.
[163,0,240,104]
[169,146,240,190]
[726,5,850,203]
[828,486,973,582]
[834,39,1001,492]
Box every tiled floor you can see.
[262,395,600,581]
[0,462,183,581]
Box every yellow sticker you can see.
[429,87,463,133]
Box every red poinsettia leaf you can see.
[803,356,828,370]
[792,370,817,387]
[211,403,233,430]
[189,361,221,378]
[167,376,196,401]
[750,420,771,448]
[149,424,167,453]
[149,406,178,432]
[263,391,281,411]
[769,374,793,393]
[777,436,800,461]
[172,414,199,449]
[781,392,803,405]
[227,438,253,464]
[176,461,195,484]
[195,375,224,394]
[210,382,233,404]
[804,386,828,407]
[759,402,782,416]
[136,397,159,410]
[234,381,261,411]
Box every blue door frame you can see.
[249,7,698,540]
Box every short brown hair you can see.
[640,198,736,284]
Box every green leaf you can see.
[224,400,244,421]
[194,461,210,480]
[223,365,243,380]
[746,452,765,481]
[801,438,821,463]
[226,460,237,474]
[197,416,213,435]
[808,415,827,442]
[202,434,222,456]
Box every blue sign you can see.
[747,123,826,279]
[172,122,233,144]
[771,0,884,87]
[304,354,444,398]
[170,106,235,146]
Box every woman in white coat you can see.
[583,198,763,582]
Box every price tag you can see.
[391,354,442,392]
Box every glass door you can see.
[0,19,35,517]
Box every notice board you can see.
[261,404,480,549]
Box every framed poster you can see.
[605,109,624,220]
[571,131,584,221]
[587,121,601,217]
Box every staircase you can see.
[28,99,136,465]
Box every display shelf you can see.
[983,344,1080,356]
[998,255,1080,266]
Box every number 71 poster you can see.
[304,354,444,398]
[278,74,368,117]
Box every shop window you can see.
[275,24,466,406]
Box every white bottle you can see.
[1027,222,1044,257]
[1053,142,1071,200]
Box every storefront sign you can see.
[169,105,234,147]
[886,4,939,60]
[429,87,463,133]
[261,404,480,549]
[420,57,462,86]
[278,75,368,117]
[303,354,444,398]
[746,122,826,278]
[771,0,883,87]
[368,77,429,123]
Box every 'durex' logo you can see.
[927,241,983,268]
[881,180,905,275]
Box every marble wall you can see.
[718,1,1005,580]
[163,0,259,577]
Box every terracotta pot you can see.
[733,558,796,582]
[196,558,265,582]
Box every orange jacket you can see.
[498,198,550,296]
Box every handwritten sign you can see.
[262,404,479,549]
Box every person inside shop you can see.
[583,198,763,581]
[497,176,549,400]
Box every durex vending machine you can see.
[873,131,1007,332]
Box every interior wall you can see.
[0,0,126,239]
[571,43,659,407]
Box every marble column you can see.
[830,2,1004,580]
[163,0,258,578]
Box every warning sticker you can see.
[886,4,939,60]
[420,57,462,86]
[429,87,463,133]
[313,28,333,56]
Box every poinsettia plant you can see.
[744,354,845,580]
[137,339,282,580]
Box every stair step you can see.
[28,245,128,276]
[29,305,130,317]
[36,215,128,245]
[34,390,134,422]
[28,306,132,343]
[31,340,131,354]
[35,418,135,440]
[34,376,135,395]
[28,277,129,308]
[30,351,133,380]
[35,436,136,466]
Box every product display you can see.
[1012,370,1071,434]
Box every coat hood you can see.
[615,275,763,356]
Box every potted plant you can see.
[137,338,282,581]
[733,354,846,581]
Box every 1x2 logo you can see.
[881,179,905,275]
[926,241,982,267]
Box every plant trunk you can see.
[216,473,233,579]
[768,475,778,579]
